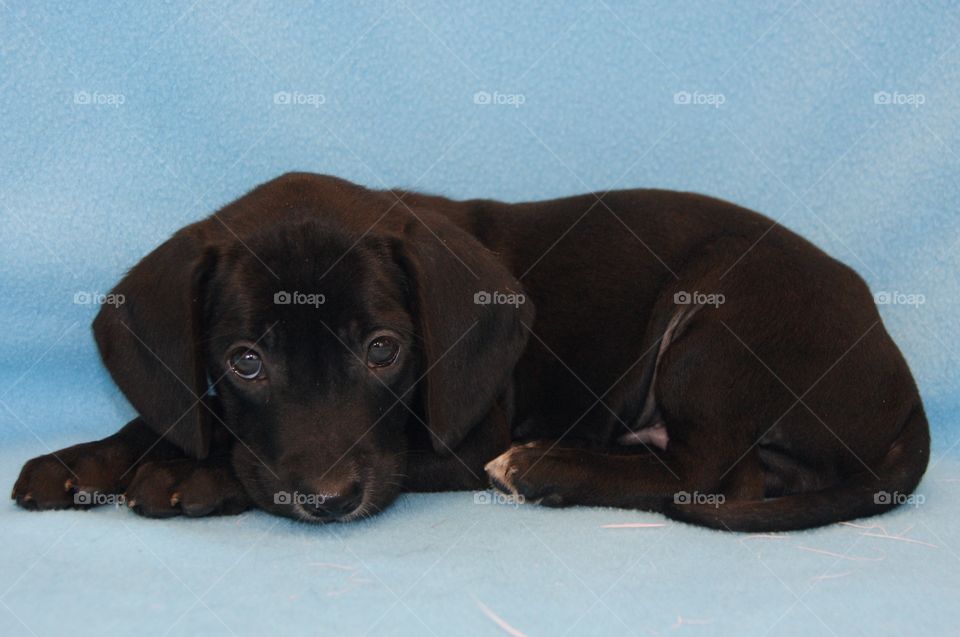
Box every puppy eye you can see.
[229,350,264,380]
[366,336,400,368]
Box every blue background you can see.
[1,2,958,635]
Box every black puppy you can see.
[12,173,929,531]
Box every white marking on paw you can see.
[618,422,669,450]
[484,449,521,495]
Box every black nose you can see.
[297,480,362,519]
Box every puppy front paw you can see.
[13,442,132,511]
[125,459,250,518]
[484,441,569,507]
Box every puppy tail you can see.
[662,404,930,532]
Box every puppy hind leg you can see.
[617,303,703,450]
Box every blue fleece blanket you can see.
[1,1,958,635]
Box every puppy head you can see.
[93,173,532,522]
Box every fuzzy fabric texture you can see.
[1,1,958,635]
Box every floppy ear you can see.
[92,229,217,459]
[396,212,534,454]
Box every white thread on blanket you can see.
[795,546,887,561]
[896,524,915,536]
[306,563,371,597]
[739,534,787,541]
[809,571,853,582]
[842,521,937,548]
[672,615,713,627]
[859,533,938,548]
[308,562,356,571]
[476,599,529,637]
[839,521,884,531]
[600,522,667,528]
